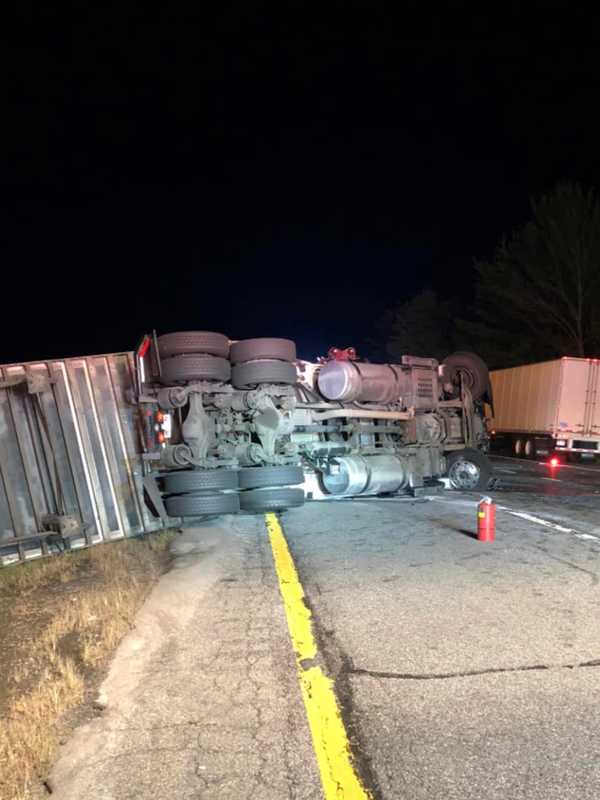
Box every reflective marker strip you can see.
[265,513,371,800]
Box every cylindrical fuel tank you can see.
[321,454,409,497]
[317,361,403,403]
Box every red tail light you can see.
[137,335,151,359]
[549,457,559,467]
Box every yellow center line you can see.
[265,512,372,800]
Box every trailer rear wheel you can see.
[446,449,492,491]
[514,438,523,457]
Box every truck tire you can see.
[239,487,305,513]
[443,351,489,401]
[524,439,536,459]
[446,448,492,491]
[232,360,297,389]
[157,331,230,358]
[165,492,240,517]
[160,354,231,384]
[514,438,523,457]
[238,465,304,490]
[230,338,296,364]
[162,469,239,494]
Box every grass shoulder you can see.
[0,530,177,800]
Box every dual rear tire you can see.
[163,468,240,516]
[238,465,305,513]
[162,465,305,517]
[157,331,231,384]
[513,438,537,459]
[157,333,298,388]
[230,338,297,390]
[238,465,304,512]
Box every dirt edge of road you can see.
[0,531,177,800]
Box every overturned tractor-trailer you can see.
[136,332,492,519]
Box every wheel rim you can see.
[515,439,522,456]
[448,459,481,490]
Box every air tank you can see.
[321,454,409,497]
[317,361,404,403]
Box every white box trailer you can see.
[489,357,600,459]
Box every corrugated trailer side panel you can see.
[0,352,171,566]
[490,360,563,434]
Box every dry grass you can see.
[0,530,176,594]
[0,531,176,800]
[0,654,85,800]
[0,555,81,592]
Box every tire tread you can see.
[165,492,240,516]
[158,331,230,358]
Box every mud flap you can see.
[142,473,169,525]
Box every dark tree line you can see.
[377,183,600,369]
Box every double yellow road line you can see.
[265,513,372,799]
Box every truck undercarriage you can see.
[136,332,492,519]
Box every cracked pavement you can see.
[50,517,322,800]
[51,456,600,799]
[282,459,600,799]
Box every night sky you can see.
[4,6,598,363]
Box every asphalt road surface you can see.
[51,456,600,799]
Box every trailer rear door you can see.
[557,359,598,437]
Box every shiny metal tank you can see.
[321,454,409,496]
[317,361,402,403]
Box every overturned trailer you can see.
[137,333,492,518]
